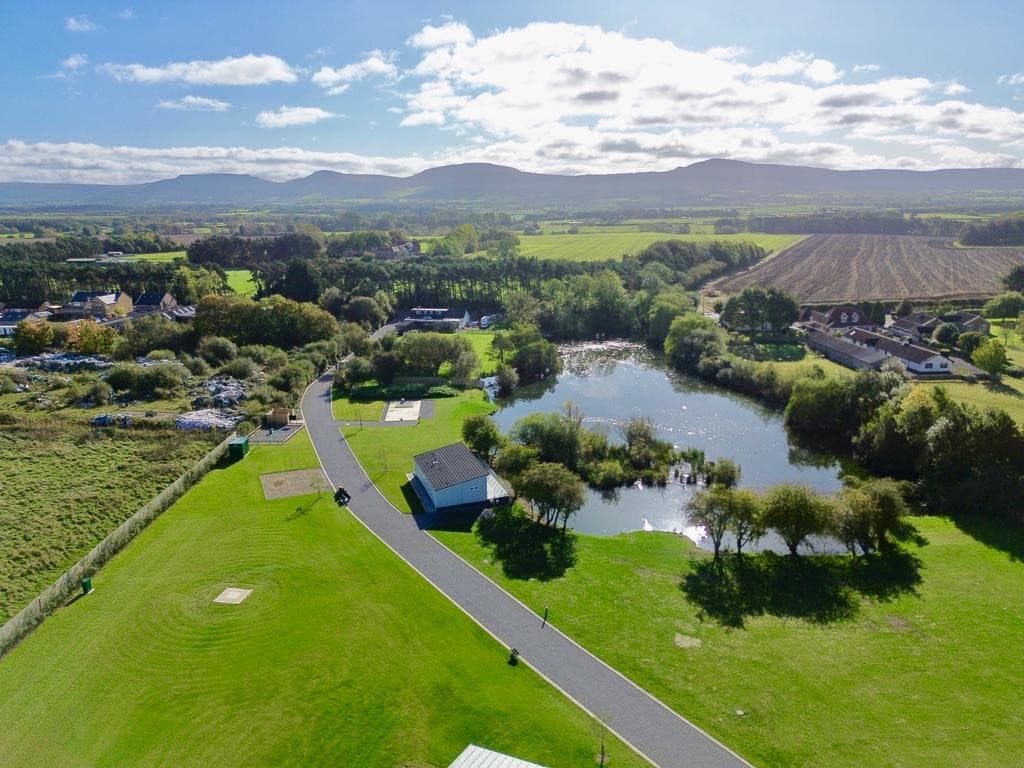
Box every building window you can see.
[925,363,933,369]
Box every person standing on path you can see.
[542,604,549,628]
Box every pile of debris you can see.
[194,376,247,408]
[14,353,113,372]
[91,413,134,427]
[176,409,241,431]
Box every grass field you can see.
[434,515,1024,768]
[131,250,187,263]
[514,232,804,261]
[341,390,495,512]
[0,413,219,622]
[0,434,646,768]
[715,234,1024,302]
[460,330,500,376]
[226,269,257,297]
[331,391,386,421]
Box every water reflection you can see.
[495,342,845,550]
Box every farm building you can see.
[844,328,951,374]
[448,744,548,768]
[411,442,509,513]
[806,332,888,370]
[399,307,471,333]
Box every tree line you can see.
[961,215,1024,246]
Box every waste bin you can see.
[81,576,94,595]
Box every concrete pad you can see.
[214,587,252,604]
[384,399,421,422]
[260,468,331,500]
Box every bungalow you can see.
[887,311,939,342]
[400,307,471,333]
[940,311,990,336]
[845,328,951,374]
[798,305,877,333]
[135,291,177,313]
[411,442,509,513]
[806,332,888,371]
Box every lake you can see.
[493,342,845,550]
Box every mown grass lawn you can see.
[0,434,647,768]
[434,516,1024,768]
[226,268,257,297]
[0,412,219,622]
[342,391,495,512]
[330,390,386,422]
[460,330,500,376]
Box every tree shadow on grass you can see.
[681,547,923,629]
[950,513,1024,563]
[475,505,577,581]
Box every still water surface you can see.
[494,342,844,548]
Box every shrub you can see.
[145,349,177,361]
[198,336,238,366]
[218,356,257,380]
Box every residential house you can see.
[798,305,877,333]
[844,328,951,374]
[134,292,178,313]
[62,291,134,319]
[939,311,990,336]
[411,442,509,513]
[806,332,888,371]
[399,306,471,333]
[887,311,939,342]
[0,308,52,337]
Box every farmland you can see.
[714,234,1024,302]
[515,231,805,261]
[0,434,642,768]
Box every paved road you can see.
[302,374,751,768]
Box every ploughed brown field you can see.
[714,233,1024,302]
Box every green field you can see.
[434,515,1024,768]
[0,434,646,768]
[331,392,386,422]
[460,330,500,376]
[131,250,187,263]
[341,390,495,512]
[514,232,804,261]
[0,412,219,622]
[226,269,257,297]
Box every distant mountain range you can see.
[3,159,1024,209]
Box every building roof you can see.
[414,442,488,491]
[900,311,938,328]
[409,307,468,320]
[69,291,111,304]
[888,317,923,334]
[846,328,946,364]
[807,332,889,366]
[136,291,169,306]
[798,305,873,329]
[448,745,547,768]
[940,311,986,326]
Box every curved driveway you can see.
[302,374,751,768]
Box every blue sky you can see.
[2,0,1023,182]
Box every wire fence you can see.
[0,431,237,659]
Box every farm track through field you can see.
[714,234,1024,302]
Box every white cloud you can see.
[853,64,881,74]
[999,72,1024,86]
[255,106,337,128]
[118,8,136,20]
[0,139,427,183]
[100,54,297,85]
[61,53,89,71]
[65,15,96,32]
[407,21,474,49]
[945,80,970,96]
[157,95,231,112]
[312,50,398,94]
[401,111,446,127]
[804,58,844,84]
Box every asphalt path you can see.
[302,374,752,768]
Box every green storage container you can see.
[81,576,93,595]
[228,436,250,461]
